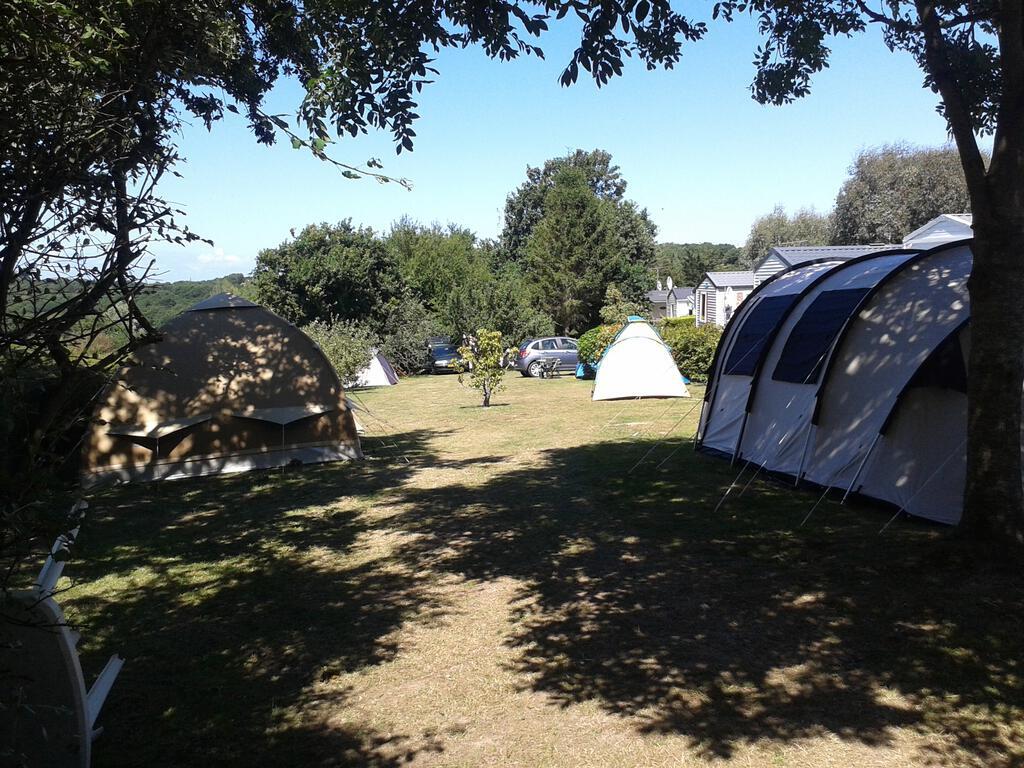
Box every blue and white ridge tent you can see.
[593,317,690,401]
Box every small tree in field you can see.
[457,329,516,407]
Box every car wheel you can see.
[527,361,543,378]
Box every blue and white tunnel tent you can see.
[736,249,925,477]
[851,323,970,524]
[800,242,972,496]
[697,258,846,457]
[697,240,978,524]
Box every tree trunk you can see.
[482,383,491,407]
[961,200,1024,550]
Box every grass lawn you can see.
[63,373,1023,767]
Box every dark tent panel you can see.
[772,288,869,384]
[723,295,800,376]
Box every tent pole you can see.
[799,447,866,526]
[692,398,706,448]
[713,460,750,514]
[878,437,966,533]
[632,398,677,440]
[730,411,750,467]
[842,433,881,504]
[628,398,701,473]
[597,397,636,434]
[737,459,768,497]
[793,422,814,487]
[800,486,833,527]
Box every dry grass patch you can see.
[60,373,1024,767]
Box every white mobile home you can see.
[667,286,695,317]
[901,213,972,248]
[753,244,896,286]
[695,271,755,327]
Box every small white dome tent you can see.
[353,349,399,388]
[696,239,983,524]
[592,317,689,401]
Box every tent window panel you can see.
[723,295,799,376]
[906,330,967,393]
[772,287,870,384]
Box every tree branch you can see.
[913,0,989,204]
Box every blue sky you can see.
[153,14,965,281]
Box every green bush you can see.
[456,329,517,407]
[661,322,721,383]
[577,324,620,366]
[303,318,379,387]
[661,315,696,327]
[378,294,446,375]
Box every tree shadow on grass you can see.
[64,430,451,767]
[382,439,1024,766]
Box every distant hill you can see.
[137,273,247,327]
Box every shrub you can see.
[577,324,620,366]
[598,283,646,325]
[661,322,721,383]
[377,294,445,375]
[456,329,516,407]
[661,315,696,327]
[303,318,378,387]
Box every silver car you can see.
[516,336,579,377]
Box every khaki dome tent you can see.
[82,294,361,486]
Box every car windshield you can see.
[434,345,458,356]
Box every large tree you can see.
[442,266,555,344]
[744,205,832,265]
[525,168,619,333]
[833,144,973,244]
[656,242,746,286]
[250,221,402,329]
[608,200,660,299]
[385,218,491,311]
[500,149,629,263]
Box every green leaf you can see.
[290,137,302,149]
